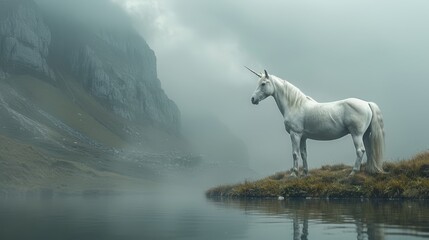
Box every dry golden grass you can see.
[206,152,429,199]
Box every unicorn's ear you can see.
[264,70,269,79]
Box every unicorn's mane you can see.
[271,75,311,109]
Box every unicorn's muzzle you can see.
[251,97,259,105]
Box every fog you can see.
[112,0,429,175]
[34,0,429,176]
[36,0,132,30]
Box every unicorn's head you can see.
[246,67,274,105]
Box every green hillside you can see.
[6,74,126,147]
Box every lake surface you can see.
[1,192,429,240]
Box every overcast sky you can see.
[112,0,429,175]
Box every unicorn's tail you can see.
[364,102,385,173]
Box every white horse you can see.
[247,67,385,177]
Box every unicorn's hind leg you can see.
[350,134,366,176]
[363,130,372,165]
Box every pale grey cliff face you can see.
[66,30,180,131]
[0,0,54,79]
[0,0,180,133]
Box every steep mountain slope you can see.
[1,0,180,133]
[0,0,187,193]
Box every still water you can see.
[1,192,428,240]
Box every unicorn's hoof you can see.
[348,171,356,177]
[302,173,310,178]
[289,172,298,178]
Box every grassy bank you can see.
[206,152,429,199]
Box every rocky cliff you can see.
[0,0,180,132]
[0,0,53,79]
[50,20,180,132]
[0,0,188,192]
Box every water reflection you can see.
[0,195,250,240]
[209,198,429,240]
[293,214,308,240]
[1,194,428,240]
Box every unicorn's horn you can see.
[244,66,262,78]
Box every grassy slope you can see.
[0,135,156,195]
[7,75,127,148]
[206,152,429,199]
[0,75,166,194]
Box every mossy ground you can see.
[206,152,429,199]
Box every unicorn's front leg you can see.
[289,132,302,178]
[300,138,308,176]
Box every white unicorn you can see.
[247,67,385,177]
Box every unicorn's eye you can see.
[261,82,266,86]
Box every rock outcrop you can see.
[0,0,54,79]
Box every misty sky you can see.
[111,0,429,175]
